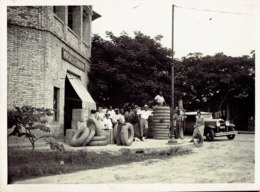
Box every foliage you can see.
[8,106,64,153]
[175,52,255,113]
[89,31,175,107]
[89,31,254,127]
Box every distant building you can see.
[7,6,100,138]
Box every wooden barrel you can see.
[152,106,170,139]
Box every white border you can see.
[0,0,259,191]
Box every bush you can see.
[8,106,63,153]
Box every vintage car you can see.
[183,111,237,141]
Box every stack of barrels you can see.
[152,106,171,139]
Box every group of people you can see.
[89,91,166,143]
[89,90,204,143]
[90,104,152,143]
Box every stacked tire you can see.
[70,117,108,147]
[152,106,170,139]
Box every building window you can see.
[53,6,65,22]
[68,6,81,37]
[53,87,60,122]
[83,11,90,45]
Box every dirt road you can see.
[15,134,254,184]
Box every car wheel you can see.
[205,129,214,141]
[227,127,236,140]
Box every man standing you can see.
[154,90,166,106]
[139,105,151,141]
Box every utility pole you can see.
[168,4,177,144]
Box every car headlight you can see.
[216,121,221,127]
[225,121,230,126]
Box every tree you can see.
[89,31,174,107]
[8,106,64,153]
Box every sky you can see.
[91,0,256,59]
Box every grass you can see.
[8,148,192,183]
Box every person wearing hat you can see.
[139,104,151,141]
[103,110,113,130]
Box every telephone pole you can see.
[168,4,177,144]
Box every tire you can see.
[82,126,96,146]
[88,140,108,146]
[153,125,170,129]
[113,123,118,143]
[153,123,170,127]
[153,118,171,122]
[227,127,236,140]
[70,127,90,147]
[193,131,204,147]
[153,113,170,118]
[153,119,171,123]
[153,130,170,134]
[153,111,170,115]
[153,137,169,140]
[92,135,107,141]
[87,117,101,136]
[153,133,169,137]
[120,123,134,146]
[205,129,214,141]
[153,129,170,133]
[153,106,170,110]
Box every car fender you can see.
[206,125,216,129]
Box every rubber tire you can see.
[120,123,134,146]
[153,120,171,123]
[88,140,108,146]
[153,123,170,126]
[193,134,204,148]
[205,129,215,141]
[82,126,96,146]
[70,127,90,147]
[153,129,170,134]
[92,135,107,141]
[153,106,170,110]
[227,127,236,140]
[113,123,118,143]
[153,137,169,140]
[153,125,170,129]
[87,117,102,136]
[153,117,171,121]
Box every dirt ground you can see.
[15,134,254,184]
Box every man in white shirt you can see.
[103,111,113,130]
[107,106,115,121]
[139,105,151,141]
[154,91,165,106]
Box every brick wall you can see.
[7,25,47,108]
[7,6,93,138]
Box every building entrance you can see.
[64,76,82,136]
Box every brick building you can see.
[7,6,100,138]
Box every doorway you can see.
[64,76,82,136]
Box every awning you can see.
[67,73,96,110]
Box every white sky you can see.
[91,0,256,59]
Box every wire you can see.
[175,5,254,16]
